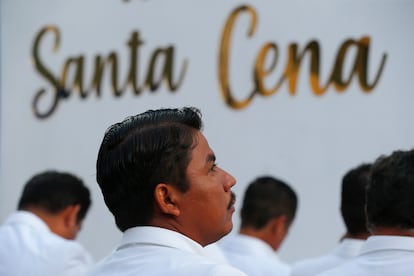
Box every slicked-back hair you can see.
[341,163,371,235]
[96,107,203,232]
[367,149,414,231]
[18,171,91,222]
[240,176,298,230]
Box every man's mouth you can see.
[227,192,236,210]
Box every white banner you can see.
[1,0,413,262]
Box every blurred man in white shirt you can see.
[319,149,414,276]
[220,175,297,276]
[0,170,92,276]
[292,163,371,276]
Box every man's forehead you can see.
[190,132,215,164]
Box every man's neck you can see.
[342,232,370,240]
[371,227,414,237]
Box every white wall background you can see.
[1,0,413,263]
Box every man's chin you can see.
[223,222,233,237]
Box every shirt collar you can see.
[118,226,206,256]
[333,238,365,258]
[360,235,414,255]
[225,233,277,258]
[5,210,51,233]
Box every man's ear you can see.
[268,215,290,251]
[60,204,81,239]
[62,204,80,228]
[271,215,288,236]
[154,183,181,217]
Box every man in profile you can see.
[219,175,298,276]
[292,163,371,276]
[319,149,414,275]
[0,170,92,276]
[89,107,246,275]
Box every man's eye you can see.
[210,163,218,172]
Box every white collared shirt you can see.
[88,226,247,276]
[218,233,291,276]
[0,211,93,276]
[318,235,414,276]
[291,238,365,276]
